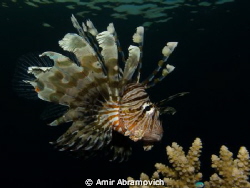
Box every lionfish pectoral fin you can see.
[107,131,132,162]
[47,108,83,126]
[53,121,132,161]
[160,106,177,115]
[40,104,68,123]
[13,53,54,100]
[53,121,113,158]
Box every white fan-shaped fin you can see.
[40,51,70,64]
[132,26,144,43]
[167,42,178,50]
[58,33,100,70]
[96,31,117,60]
[107,23,115,35]
[27,66,52,77]
[162,64,175,76]
[82,22,87,32]
[123,45,140,81]
[31,51,85,103]
[162,42,178,56]
[58,33,86,53]
[24,80,37,88]
[97,31,115,47]
[166,64,175,73]
[86,20,98,36]
[96,31,118,94]
[71,15,81,31]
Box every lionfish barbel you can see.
[17,15,187,161]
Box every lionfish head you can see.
[117,83,163,150]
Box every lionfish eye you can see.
[144,105,151,111]
[143,104,153,113]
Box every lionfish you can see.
[15,15,187,161]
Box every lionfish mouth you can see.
[141,133,163,151]
[142,132,163,142]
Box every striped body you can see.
[119,83,162,143]
[18,15,182,161]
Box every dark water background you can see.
[1,1,250,187]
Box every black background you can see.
[1,1,250,187]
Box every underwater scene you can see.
[1,0,250,187]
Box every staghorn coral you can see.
[205,145,250,188]
[128,138,250,188]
